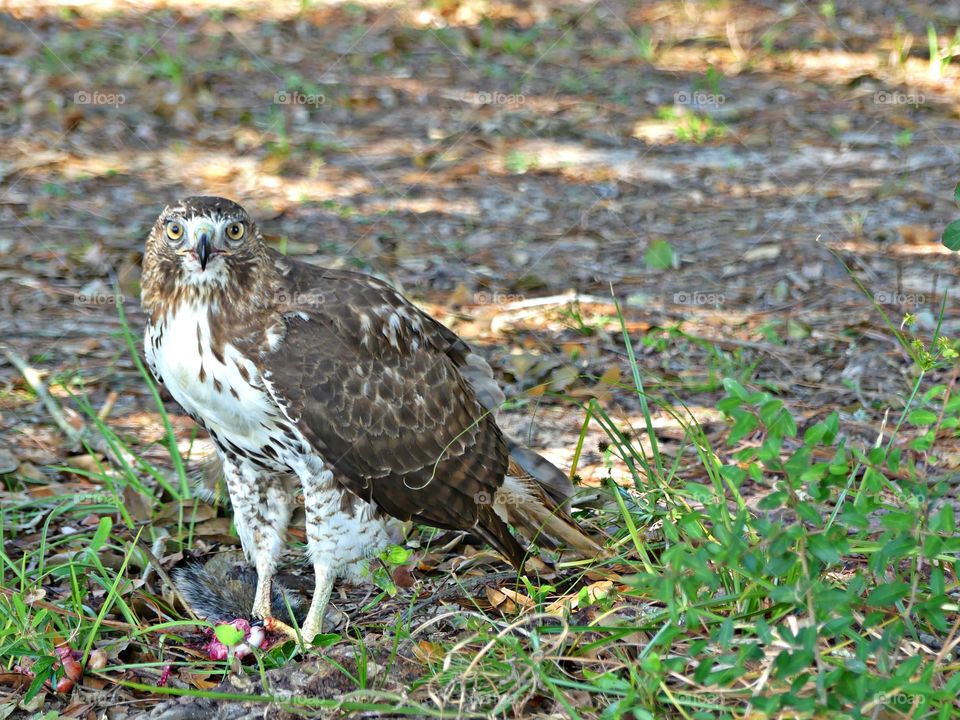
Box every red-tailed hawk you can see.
[141,196,602,644]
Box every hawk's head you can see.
[148,196,259,281]
[142,196,276,319]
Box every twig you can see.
[138,539,201,622]
[98,390,120,421]
[2,344,84,448]
[404,570,521,621]
[2,343,121,467]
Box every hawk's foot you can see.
[298,614,323,646]
[262,615,304,646]
[251,562,310,646]
[298,563,335,649]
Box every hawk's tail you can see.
[185,439,229,506]
[486,449,606,566]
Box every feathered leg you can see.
[220,455,296,638]
[296,463,394,644]
[299,467,340,644]
[300,563,335,643]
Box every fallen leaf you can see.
[17,462,45,482]
[391,564,416,589]
[598,365,621,386]
[898,225,938,245]
[498,587,534,608]
[485,586,517,613]
[65,454,106,474]
[548,365,579,392]
[449,282,473,305]
[546,580,616,614]
[155,501,216,524]
[412,640,443,664]
[485,586,507,608]
[123,484,152,522]
[0,447,18,474]
[191,518,234,536]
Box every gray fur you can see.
[173,562,305,625]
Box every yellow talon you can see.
[263,616,304,646]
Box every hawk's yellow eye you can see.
[166,222,183,241]
[226,223,245,241]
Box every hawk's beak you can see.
[196,233,212,271]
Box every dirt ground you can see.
[1,0,959,716]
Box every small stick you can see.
[137,541,201,622]
[2,344,84,447]
[2,344,122,466]
[97,390,119,421]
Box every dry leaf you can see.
[485,586,517,613]
[548,365,579,392]
[898,225,938,245]
[190,518,233,536]
[449,282,473,305]
[67,454,106,473]
[0,447,17,475]
[546,580,616,614]
[598,365,621,386]
[18,462,45,482]
[412,640,443,664]
[155,501,216,524]
[391,564,416,589]
[123,484,152,522]
[498,587,534,608]
[485,586,507,608]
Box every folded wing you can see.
[261,257,526,565]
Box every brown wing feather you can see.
[261,255,525,567]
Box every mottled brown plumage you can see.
[142,196,602,644]
[265,258,527,565]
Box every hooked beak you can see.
[197,235,211,271]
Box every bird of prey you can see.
[141,196,602,644]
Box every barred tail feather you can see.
[493,472,604,561]
[185,439,229,506]
[506,441,574,505]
